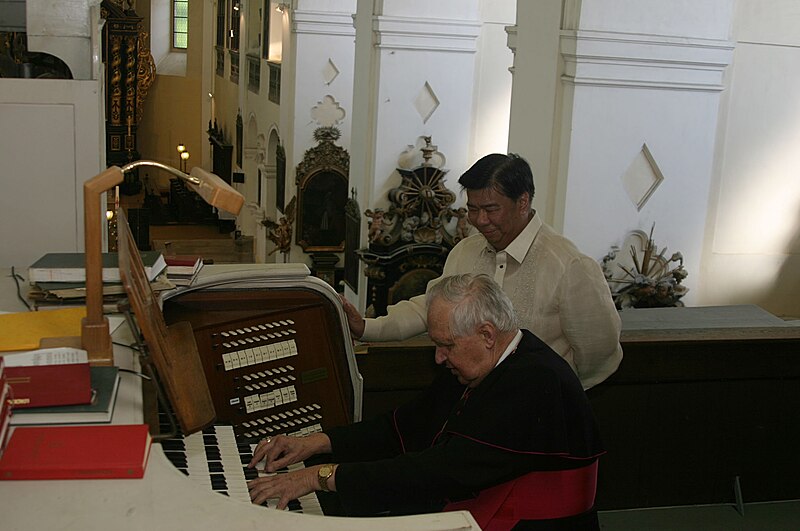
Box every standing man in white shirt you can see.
[342,153,622,389]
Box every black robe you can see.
[325,329,605,519]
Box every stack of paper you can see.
[164,255,204,287]
[25,251,172,308]
[28,251,167,283]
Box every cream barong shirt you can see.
[361,211,623,389]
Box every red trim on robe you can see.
[443,461,598,531]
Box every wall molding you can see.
[560,30,734,92]
[293,10,356,37]
[373,16,480,53]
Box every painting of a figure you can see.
[298,169,348,251]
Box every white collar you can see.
[487,210,541,263]
[495,330,523,368]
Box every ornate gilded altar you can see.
[357,137,467,316]
[101,1,156,185]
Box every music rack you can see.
[117,208,216,437]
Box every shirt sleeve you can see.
[360,238,476,341]
[361,293,428,341]
[558,256,623,389]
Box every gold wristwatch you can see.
[317,464,336,492]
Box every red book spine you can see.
[165,256,200,266]
[0,382,12,458]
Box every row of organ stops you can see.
[213,320,297,372]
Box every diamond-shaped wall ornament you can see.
[323,59,339,85]
[414,82,440,124]
[621,143,664,211]
[311,95,346,127]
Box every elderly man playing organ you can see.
[248,274,604,530]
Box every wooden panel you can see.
[152,237,254,264]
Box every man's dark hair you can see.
[458,153,535,201]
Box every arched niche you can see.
[295,127,350,253]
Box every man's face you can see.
[466,188,530,250]
[428,298,494,388]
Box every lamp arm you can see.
[83,161,196,365]
[120,160,201,186]
[82,160,243,365]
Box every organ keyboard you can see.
[162,423,323,514]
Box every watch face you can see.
[320,465,333,477]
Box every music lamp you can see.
[82,161,244,365]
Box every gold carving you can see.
[136,30,156,124]
[110,35,123,125]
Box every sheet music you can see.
[2,347,88,366]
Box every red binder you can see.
[0,424,152,480]
[3,363,92,409]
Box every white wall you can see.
[699,0,800,317]
[0,4,105,270]
[470,0,515,161]
[510,0,735,307]
[148,0,170,67]
[25,0,102,80]
[0,79,105,269]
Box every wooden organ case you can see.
[160,266,363,442]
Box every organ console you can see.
[156,264,364,514]
[159,265,363,442]
[115,202,364,514]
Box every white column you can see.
[346,0,482,305]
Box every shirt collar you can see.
[495,330,523,368]
[486,210,541,263]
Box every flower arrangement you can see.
[601,225,688,309]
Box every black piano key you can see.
[208,461,224,473]
[161,440,185,451]
[165,458,188,468]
